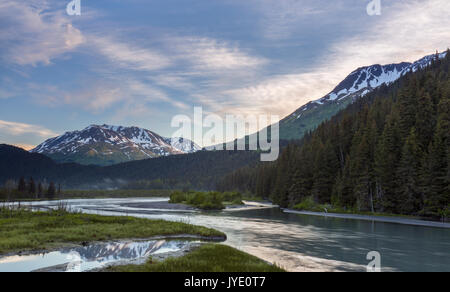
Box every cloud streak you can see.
[168,36,267,71]
[327,0,450,69]
[0,120,57,138]
[249,0,342,40]
[91,36,172,72]
[0,0,84,66]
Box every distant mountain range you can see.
[278,51,447,140]
[31,124,201,166]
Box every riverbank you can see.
[0,207,225,255]
[0,189,172,202]
[284,209,450,229]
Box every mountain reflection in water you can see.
[0,240,189,272]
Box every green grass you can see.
[169,191,244,210]
[108,244,285,272]
[0,207,225,254]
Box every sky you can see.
[0,0,449,149]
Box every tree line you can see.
[1,177,61,201]
[218,50,450,219]
[0,144,261,190]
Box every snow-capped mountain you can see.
[314,52,446,106]
[279,51,447,140]
[31,124,201,166]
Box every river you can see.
[15,198,450,272]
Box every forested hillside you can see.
[0,144,94,183]
[0,144,260,190]
[218,50,450,218]
[89,150,261,190]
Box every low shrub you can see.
[169,191,244,210]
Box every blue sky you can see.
[0,0,449,148]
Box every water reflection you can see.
[19,198,450,272]
[0,240,189,272]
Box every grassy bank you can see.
[0,207,225,254]
[108,244,284,272]
[169,191,244,210]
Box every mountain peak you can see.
[292,51,447,113]
[31,124,201,166]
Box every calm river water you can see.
[14,198,450,272]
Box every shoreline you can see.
[283,209,450,229]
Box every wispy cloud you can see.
[0,89,15,99]
[28,77,188,116]
[217,72,338,117]
[249,0,341,40]
[327,0,450,69]
[0,0,269,123]
[90,36,172,72]
[0,120,57,138]
[169,36,267,71]
[76,34,267,116]
[149,74,195,91]
[0,0,84,66]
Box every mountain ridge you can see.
[31,124,201,166]
[279,51,447,140]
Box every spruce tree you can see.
[28,177,36,196]
[333,160,354,209]
[47,182,56,199]
[311,140,339,204]
[272,144,294,207]
[374,117,401,213]
[396,128,422,214]
[425,134,447,217]
[415,93,436,150]
[396,81,418,138]
[425,95,450,218]
[351,129,374,212]
[38,182,43,198]
[18,177,26,193]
